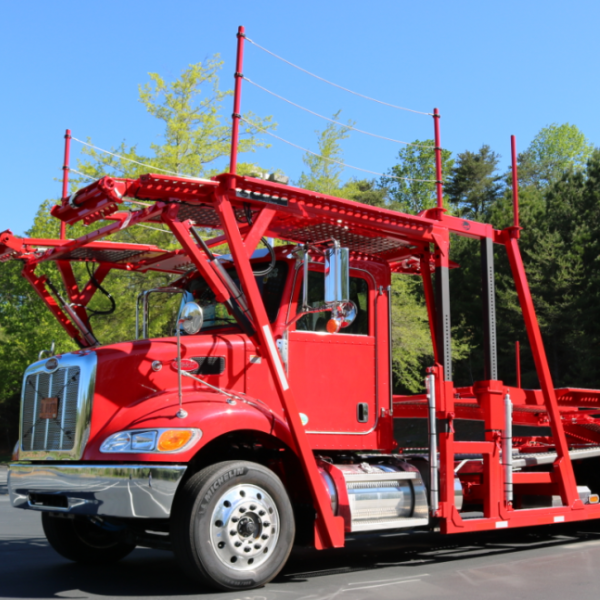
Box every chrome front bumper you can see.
[8,463,187,519]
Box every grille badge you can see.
[40,397,59,419]
[45,357,59,371]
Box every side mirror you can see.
[179,302,204,335]
[324,245,350,304]
[326,301,358,333]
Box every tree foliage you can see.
[341,179,387,207]
[518,123,593,188]
[297,111,354,196]
[379,140,454,214]
[138,59,274,177]
[445,145,503,219]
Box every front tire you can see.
[171,461,295,591]
[41,513,136,564]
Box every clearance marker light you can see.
[326,318,341,334]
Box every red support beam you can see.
[75,263,111,306]
[242,206,276,258]
[39,204,165,264]
[161,207,232,304]
[22,264,86,347]
[503,232,581,507]
[213,189,345,550]
[56,260,91,330]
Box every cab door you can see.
[287,271,376,438]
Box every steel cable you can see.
[245,37,433,116]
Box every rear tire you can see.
[41,513,136,564]
[171,460,295,591]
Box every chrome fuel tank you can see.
[322,462,430,532]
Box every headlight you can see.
[131,431,157,451]
[100,428,201,453]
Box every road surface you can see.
[3,465,600,599]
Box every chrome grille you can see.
[19,352,96,460]
[21,367,80,452]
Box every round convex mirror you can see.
[339,300,358,328]
[180,302,204,335]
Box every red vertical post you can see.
[420,252,439,362]
[516,341,521,388]
[61,129,71,239]
[511,135,519,229]
[433,108,444,214]
[229,26,246,175]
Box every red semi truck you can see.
[6,164,600,590]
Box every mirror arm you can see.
[176,315,186,419]
[285,304,332,330]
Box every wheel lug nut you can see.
[231,517,239,523]
[244,547,251,553]
[234,541,242,547]
[230,530,236,536]
[263,521,270,527]
[250,504,257,510]
[261,534,268,540]
[259,510,265,516]
[239,507,247,513]
[254,543,261,549]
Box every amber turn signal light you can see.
[326,318,341,334]
[157,429,194,452]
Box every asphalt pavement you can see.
[3,463,600,599]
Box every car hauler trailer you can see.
[7,28,600,592]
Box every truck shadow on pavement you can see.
[2,523,600,598]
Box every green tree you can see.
[297,111,354,196]
[341,179,388,207]
[452,147,600,390]
[445,145,503,219]
[78,59,275,181]
[390,275,434,393]
[138,59,274,177]
[380,140,454,214]
[518,123,593,188]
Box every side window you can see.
[260,263,289,322]
[186,262,288,327]
[296,271,369,335]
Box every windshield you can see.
[185,261,289,330]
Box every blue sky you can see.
[2,0,599,236]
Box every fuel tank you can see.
[320,461,429,532]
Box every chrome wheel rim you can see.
[209,483,280,571]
